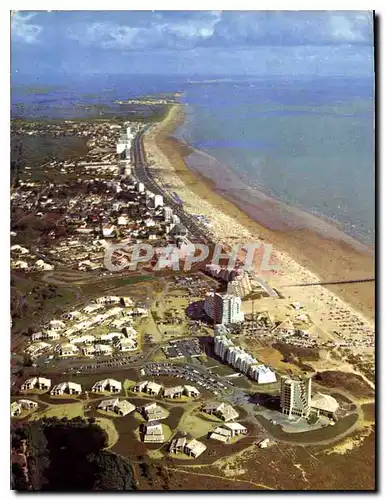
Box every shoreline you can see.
[143,104,374,324]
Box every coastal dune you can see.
[143,105,374,335]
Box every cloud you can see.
[206,11,373,47]
[67,11,222,50]
[65,11,373,51]
[11,11,42,43]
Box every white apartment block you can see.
[249,365,277,384]
[280,376,312,418]
[227,271,252,298]
[214,335,276,384]
[204,292,244,325]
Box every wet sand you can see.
[144,104,374,324]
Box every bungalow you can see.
[133,307,148,317]
[35,259,54,271]
[132,381,148,393]
[82,345,96,356]
[48,320,66,331]
[184,439,207,459]
[121,297,134,307]
[115,337,137,352]
[92,379,122,394]
[50,381,82,396]
[59,343,79,357]
[44,331,61,340]
[163,386,184,399]
[11,401,21,417]
[31,332,44,342]
[209,427,232,443]
[70,334,96,345]
[26,342,51,358]
[146,381,163,396]
[223,422,248,437]
[98,397,119,412]
[83,304,103,314]
[202,402,224,415]
[79,260,100,271]
[13,260,28,270]
[142,423,165,443]
[94,344,113,356]
[19,399,38,411]
[184,385,200,398]
[202,402,239,422]
[141,402,168,422]
[115,399,136,416]
[122,326,138,338]
[169,436,187,454]
[62,311,83,321]
[31,331,59,341]
[21,377,51,392]
[11,244,29,255]
[218,405,239,422]
[98,398,136,416]
[95,296,122,305]
[100,332,124,342]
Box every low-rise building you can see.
[183,385,200,398]
[98,398,136,416]
[142,423,165,443]
[223,422,247,437]
[209,426,232,443]
[132,381,148,393]
[115,337,137,351]
[50,381,82,396]
[163,386,184,399]
[18,399,38,411]
[11,401,22,417]
[92,379,122,394]
[21,377,51,392]
[48,320,66,331]
[218,404,239,422]
[94,344,113,356]
[32,331,60,341]
[184,439,207,458]
[202,402,239,422]
[59,343,79,357]
[169,436,187,454]
[249,365,277,384]
[141,402,168,422]
[146,381,162,396]
[82,345,96,356]
[310,393,339,418]
[70,334,95,345]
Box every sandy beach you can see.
[143,104,374,363]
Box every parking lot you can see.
[142,362,232,395]
[163,338,204,360]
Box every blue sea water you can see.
[176,76,375,246]
[11,73,375,246]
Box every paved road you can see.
[132,126,212,244]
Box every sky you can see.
[11,11,375,78]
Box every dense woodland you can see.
[11,417,135,491]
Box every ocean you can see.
[176,76,375,247]
[11,73,375,246]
